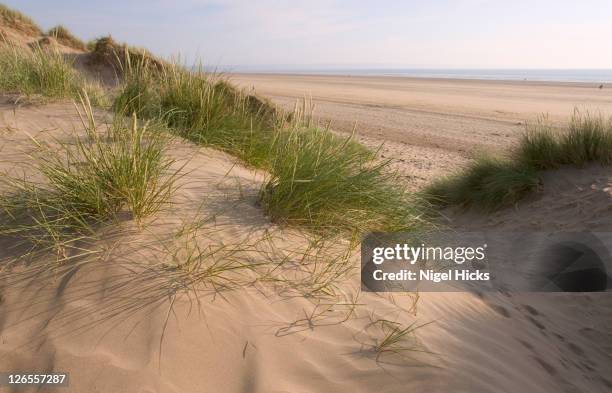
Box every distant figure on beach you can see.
[599,84,604,89]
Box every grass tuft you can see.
[424,156,540,210]
[425,111,612,210]
[89,35,166,75]
[260,127,428,234]
[114,58,276,167]
[0,3,42,35]
[367,319,434,362]
[47,25,86,50]
[0,94,182,256]
[0,41,105,104]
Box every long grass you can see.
[518,112,612,169]
[89,36,166,76]
[114,58,275,166]
[0,95,181,258]
[424,156,540,210]
[260,127,428,234]
[0,3,42,35]
[0,42,105,104]
[425,111,612,210]
[113,60,429,234]
[47,25,86,50]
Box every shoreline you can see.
[229,72,612,88]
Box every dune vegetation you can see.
[89,35,167,75]
[109,52,427,234]
[425,112,612,210]
[113,57,275,167]
[0,41,105,104]
[260,127,427,233]
[0,24,427,236]
[0,3,42,35]
[1,1,610,237]
[47,25,86,50]
[0,95,181,259]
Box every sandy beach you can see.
[231,74,612,186]
[2,100,611,393]
[1,4,612,392]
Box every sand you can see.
[1,20,611,391]
[1,98,611,393]
[230,74,612,188]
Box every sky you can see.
[7,0,612,69]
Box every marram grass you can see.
[113,58,275,167]
[424,155,540,210]
[518,112,612,169]
[47,25,86,50]
[425,111,612,210]
[113,59,429,234]
[260,127,429,234]
[0,42,105,104]
[0,3,42,35]
[0,94,182,256]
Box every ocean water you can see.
[227,67,612,83]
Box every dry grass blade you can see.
[369,319,435,362]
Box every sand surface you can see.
[231,74,612,188]
[1,14,611,393]
[1,100,611,393]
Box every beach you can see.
[1,4,612,391]
[231,74,612,186]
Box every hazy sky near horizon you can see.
[7,0,612,68]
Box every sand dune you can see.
[1,4,611,392]
[1,100,611,393]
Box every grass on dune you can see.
[0,95,181,257]
[114,56,277,167]
[89,36,166,75]
[260,127,428,234]
[0,3,42,35]
[370,319,432,361]
[425,111,612,210]
[424,156,540,210]
[113,54,276,167]
[0,42,105,104]
[113,61,428,234]
[47,25,86,50]
[518,112,612,169]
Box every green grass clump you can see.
[0,43,105,104]
[425,112,612,210]
[114,58,276,167]
[0,96,181,252]
[89,36,166,75]
[47,25,86,50]
[518,113,612,169]
[424,156,540,210]
[0,3,42,35]
[260,128,427,234]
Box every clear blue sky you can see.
[6,0,612,68]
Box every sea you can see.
[223,67,612,84]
